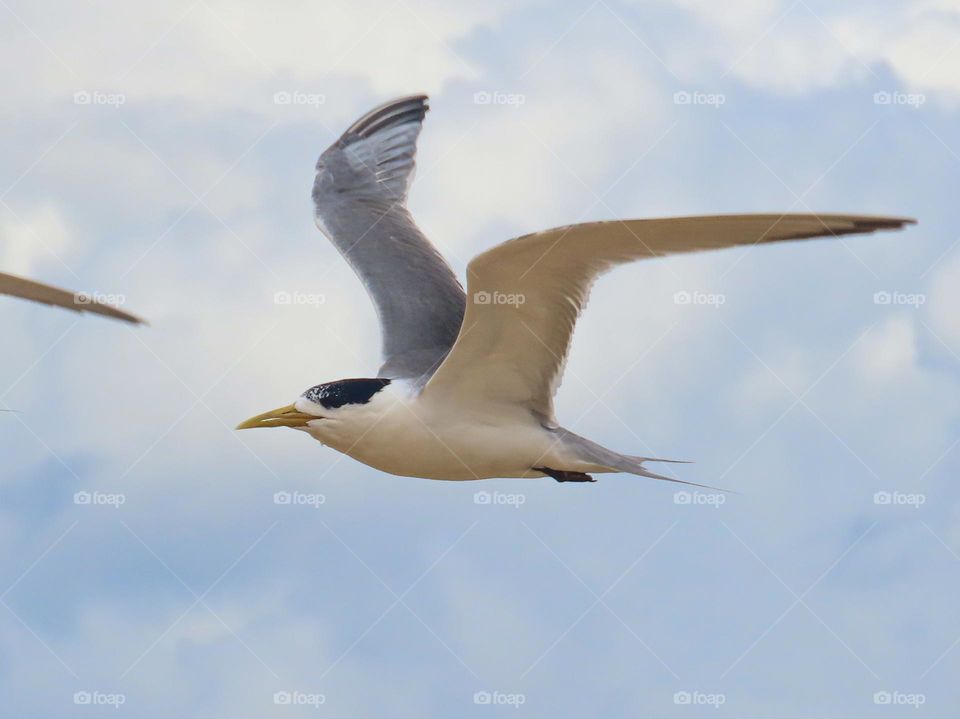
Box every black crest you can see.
[302,378,391,410]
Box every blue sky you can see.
[1,0,959,716]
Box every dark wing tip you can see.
[107,307,147,325]
[341,94,429,144]
[832,215,918,240]
[774,214,917,242]
[75,301,146,325]
[851,215,917,231]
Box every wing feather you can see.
[312,95,464,383]
[0,271,144,324]
[421,214,914,421]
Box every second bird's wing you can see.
[0,271,144,324]
[312,95,465,384]
[421,214,913,423]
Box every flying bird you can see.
[237,95,913,484]
[0,271,143,324]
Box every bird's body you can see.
[238,95,915,485]
[293,379,592,480]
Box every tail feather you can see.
[628,463,732,493]
[630,455,694,464]
[554,428,730,492]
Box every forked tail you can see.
[555,428,730,492]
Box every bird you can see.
[236,95,914,484]
[0,271,143,324]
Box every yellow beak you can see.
[236,403,317,430]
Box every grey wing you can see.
[0,271,144,324]
[312,95,465,384]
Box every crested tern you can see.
[237,95,913,484]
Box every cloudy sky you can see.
[1,0,959,716]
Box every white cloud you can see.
[926,247,960,350]
[0,0,533,112]
[851,314,918,382]
[0,203,76,276]
[416,16,667,257]
[731,347,811,414]
[640,0,960,101]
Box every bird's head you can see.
[236,378,392,431]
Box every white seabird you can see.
[237,95,914,484]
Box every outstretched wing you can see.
[421,214,914,422]
[0,271,144,324]
[312,95,464,384]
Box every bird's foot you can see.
[533,466,596,483]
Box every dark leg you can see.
[533,466,596,483]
